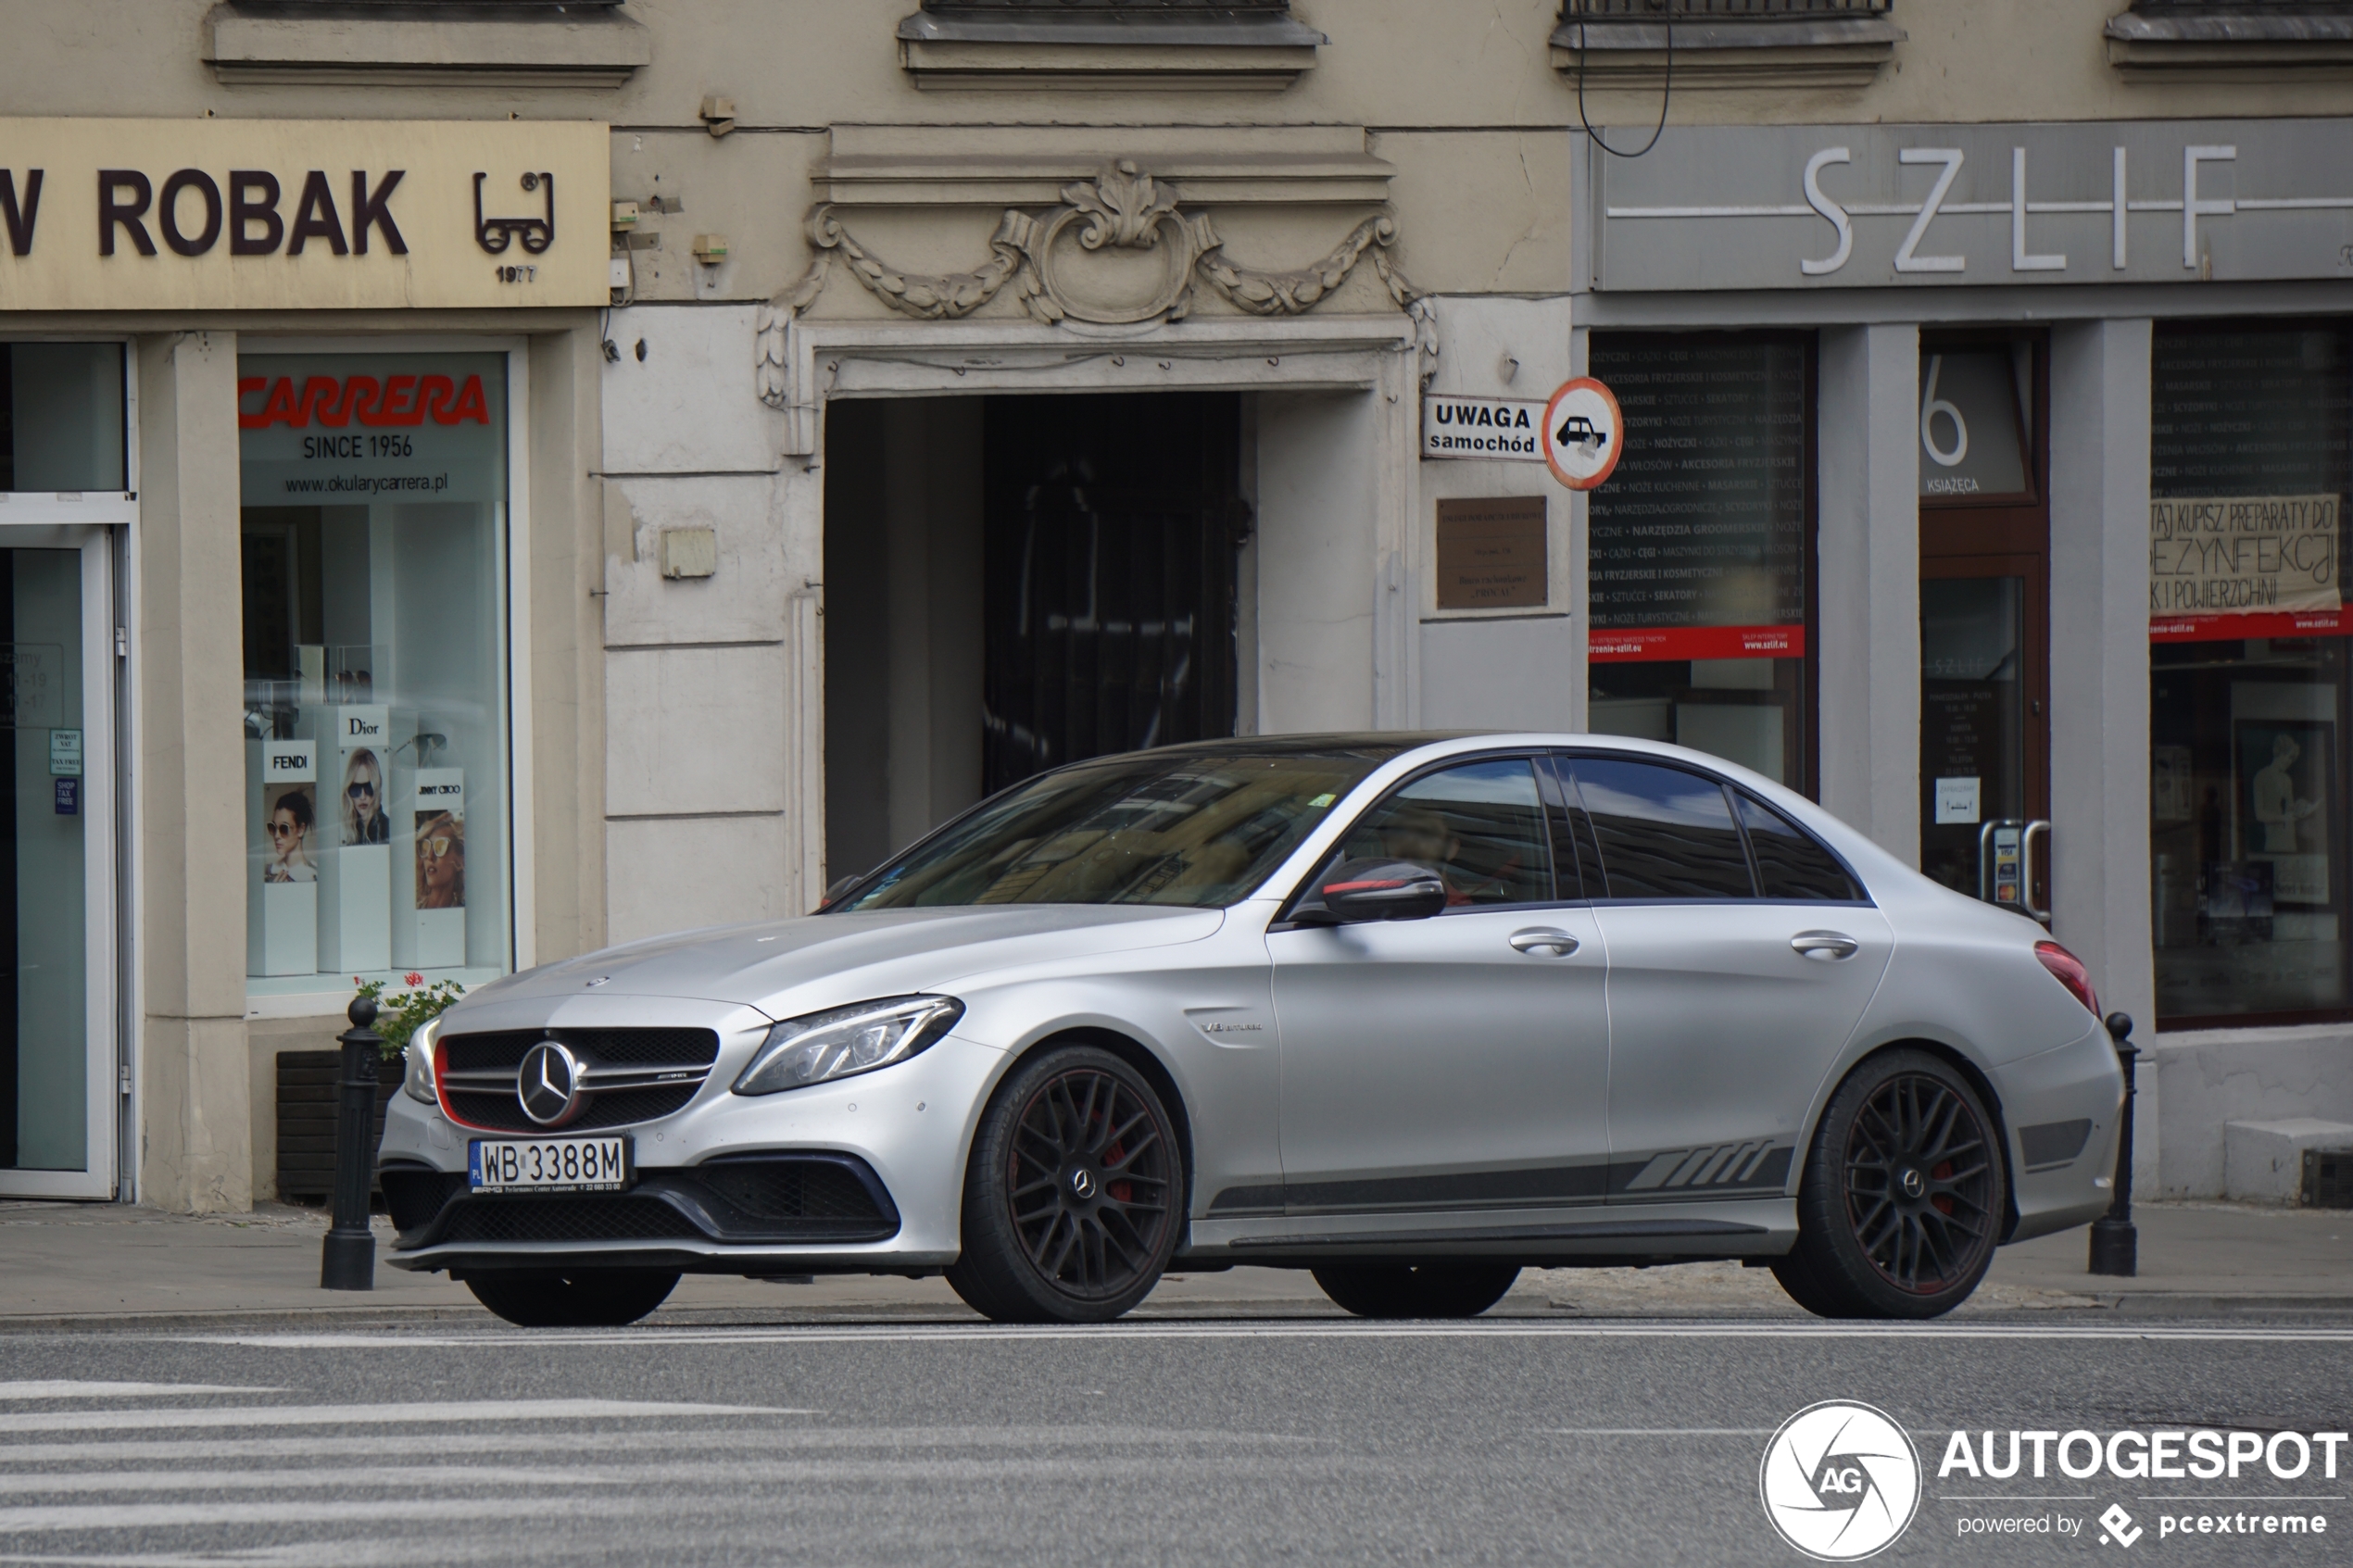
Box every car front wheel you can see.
[465,1269,679,1327]
[1773,1048,2007,1320]
[947,1044,1183,1324]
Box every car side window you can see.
[1736,792,1864,901]
[1564,757,1757,901]
[1333,758,1553,908]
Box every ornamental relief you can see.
[755,160,1432,411]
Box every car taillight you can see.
[2034,940,2100,1017]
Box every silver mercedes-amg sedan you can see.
[379,733,2124,1327]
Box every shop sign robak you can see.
[0,118,608,310]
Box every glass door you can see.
[1919,337,2051,917]
[0,528,115,1198]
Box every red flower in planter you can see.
[404,972,423,986]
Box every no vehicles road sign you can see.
[1542,377,1624,491]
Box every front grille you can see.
[441,1197,708,1247]
[437,1027,721,1133]
[443,1029,719,1073]
[443,1084,702,1135]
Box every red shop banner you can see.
[237,372,493,431]
[2149,608,2353,644]
[1588,623,1808,663]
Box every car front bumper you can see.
[378,1012,1005,1276]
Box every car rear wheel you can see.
[1774,1049,2007,1320]
[464,1269,679,1327]
[946,1044,1183,1324]
[1312,1263,1520,1320]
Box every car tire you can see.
[1779,1048,2008,1320]
[464,1269,680,1327]
[946,1044,1184,1324]
[1311,1263,1520,1320]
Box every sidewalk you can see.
[1,1198,2345,1327]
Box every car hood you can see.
[455,904,1226,1020]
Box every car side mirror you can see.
[1312,859,1447,923]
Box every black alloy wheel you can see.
[465,1269,680,1328]
[1311,1263,1520,1320]
[947,1044,1182,1323]
[1773,1048,2007,1320]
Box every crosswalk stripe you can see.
[0,1496,652,1534]
[0,1423,1305,1467]
[0,1399,805,1436]
[0,1385,280,1402]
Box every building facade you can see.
[0,0,2347,1212]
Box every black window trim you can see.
[1552,748,1877,909]
[1269,748,1576,929]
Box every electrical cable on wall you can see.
[1573,0,1674,160]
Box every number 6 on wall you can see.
[1919,353,1969,469]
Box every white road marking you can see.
[169,1321,2353,1350]
[1538,1427,1774,1436]
[0,1456,1346,1499]
[0,1496,651,1535]
[0,1399,804,1436]
[0,1424,1302,1466]
[0,1385,280,1402]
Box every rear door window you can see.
[1735,792,1864,901]
[1563,756,1756,901]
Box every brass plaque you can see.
[1435,495,1548,610]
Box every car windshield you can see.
[835,747,1398,910]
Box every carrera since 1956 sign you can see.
[0,118,607,310]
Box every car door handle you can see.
[1790,931,1860,961]
[1509,928,1580,957]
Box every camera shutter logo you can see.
[1758,1400,1922,1561]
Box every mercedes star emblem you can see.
[518,1039,585,1127]
[1068,1168,1098,1200]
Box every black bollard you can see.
[2087,1010,2139,1278]
[321,995,383,1291]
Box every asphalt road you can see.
[0,1313,2347,1566]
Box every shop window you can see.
[238,353,511,999]
[1586,333,1815,792]
[0,345,126,495]
[2149,323,2353,1025]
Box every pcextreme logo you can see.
[1760,1401,1923,1561]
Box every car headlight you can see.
[403,1015,444,1106]
[733,995,963,1097]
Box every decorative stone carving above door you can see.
[755,160,1432,413]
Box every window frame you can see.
[234,333,534,1017]
[1583,328,1823,800]
[2149,315,2353,1032]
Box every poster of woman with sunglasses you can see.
[262,783,318,884]
[417,809,465,909]
[341,748,392,846]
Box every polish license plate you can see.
[468,1136,632,1194]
